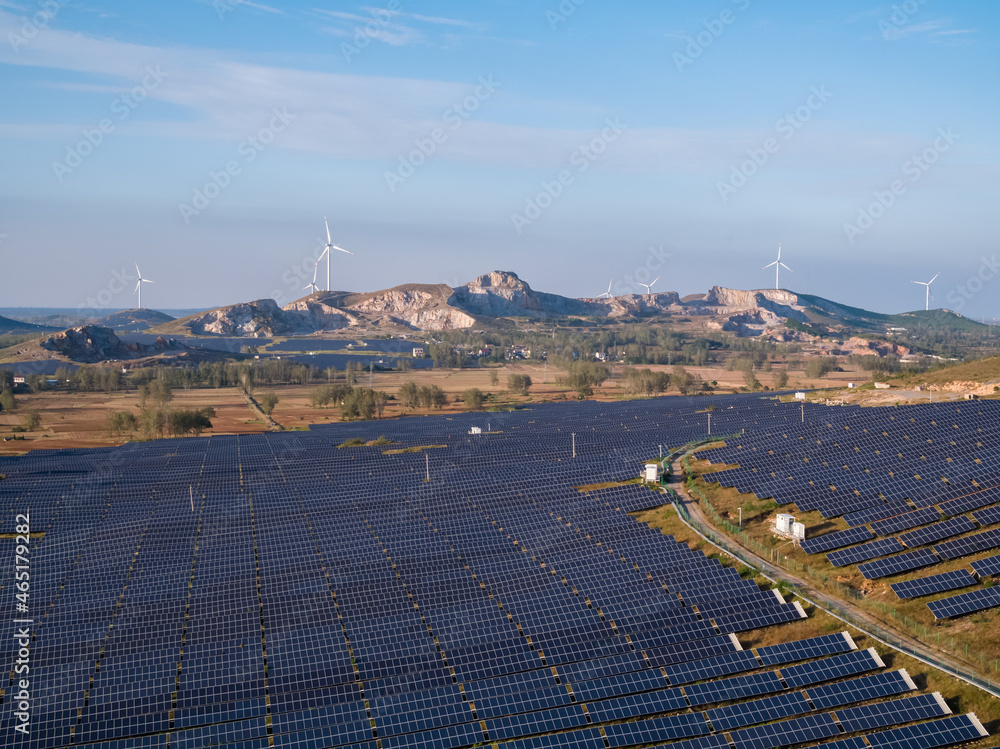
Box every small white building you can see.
[794,392,807,401]
[775,513,796,535]
[643,462,661,484]
[792,522,806,541]
[12,375,26,386]
[874,382,891,390]
[412,347,425,357]
[469,426,482,434]
[847,382,856,389]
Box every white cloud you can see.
[0,11,942,177]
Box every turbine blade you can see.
[318,248,329,260]
[763,261,777,269]
[134,280,141,293]
[332,245,354,255]
[135,263,141,277]
[324,216,332,244]
[929,273,940,284]
[651,276,660,285]
[780,263,791,271]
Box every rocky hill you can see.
[5,325,185,364]
[140,271,987,341]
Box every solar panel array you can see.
[706,401,1000,520]
[703,399,1000,618]
[0,394,992,749]
[889,569,978,600]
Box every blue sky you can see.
[1,1,997,318]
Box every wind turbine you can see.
[912,273,939,311]
[598,279,613,298]
[763,244,791,290]
[133,264,154,309]
[638,275,660,295]
[303,262,320,295]
[318,216,355,291]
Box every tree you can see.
[743,369,762,392]
[341,388,376,420]
[26,374,48,392]
[259,392,279,416]
[373,390,390,419]
[506,374,532,395]
[418,385,447,409]
[622,368,670,396]
[774,371,789,390]
[673,366,696,395]
[489,369,500,386]
[167,407,215,437]
[0,389,15,413]
[463,388,486,410]
[398,381,419,409]
[18,410,41,432]
[804,357,836,379]
[139,409,166,439]
[139,379,173,408]
[106,411,138,438]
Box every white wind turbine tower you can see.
[133,263,154,309]
[597,279,613,298]
[319,216,355,291]
[303,262,320,295]
[763,244,791,290]
[638,275,660,295]
[912,272,940,311]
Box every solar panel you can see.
[857,548,940,580]
[870,507,942,536]
[865,713,989,749]
[705,690,811,731]
[934,527,1000,560]
[727,713,841,749]
[801,526,874,555]
[889,569,978,600]
[755,632,855,666]
[899,516,977,548]
[827,538,905,567]
[805,669,917,710]
[779,648,884,688]
[970,554,1000,577]
[927,587,1000,619]
[835,692,951,732]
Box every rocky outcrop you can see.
[39,326,179,363]
[844,337,910,357]
[341,284,476,330]
[281,298,357,331]
[452,271,595,318]
[182,299,293,337]
[597,292,683,318]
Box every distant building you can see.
[412,347,425,357]
[874,382,891,390]
[794,392,806,400]
[12,375,26,386]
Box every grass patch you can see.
[382,444,447,455]
[338,437,367,448]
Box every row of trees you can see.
[106,407,216,440]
